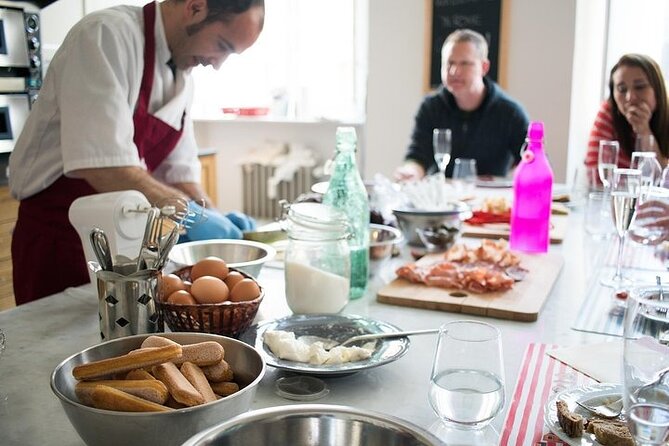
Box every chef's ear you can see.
[186,0,208,21]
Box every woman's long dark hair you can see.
[608,53,669,159]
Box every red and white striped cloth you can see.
[500,343,597,446]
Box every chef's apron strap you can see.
[138,1,157,114]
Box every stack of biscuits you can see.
[556,400,633,446]
[72,335,239,412]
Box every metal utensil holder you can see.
[96,267,161,341]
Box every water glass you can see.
[585,191,612,237]
[452,158,477,195]
[433,129,452,177]
[598,140,620,190]
[630,186,669,246]
[631,152,663,194]
[635,134,659,153]
[0,328,6,403]
[623,285,669,445]
[429,320,505,430]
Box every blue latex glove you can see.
[224,211,257,232]
[181,202,243,242]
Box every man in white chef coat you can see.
[8,0,264,305]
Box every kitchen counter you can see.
[0,208,615,445]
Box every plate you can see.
[475,176,513,188]
[311,181,329,194]
[241,314,410,375]
[544,383,623,446]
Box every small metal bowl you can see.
[182,404,446,445]
[393,202,471,249]
[369,223,404,277]
[51,333,265,446]
[168,239,276,278]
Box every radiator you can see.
[242,163,315,220]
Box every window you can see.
[190,0,368,123]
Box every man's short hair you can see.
[441,29,488,60]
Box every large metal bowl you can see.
[168,239,276,278]
[51,333,265,446]
[369,223,403,277]
[393,202,471,249]
[182,404,446,446]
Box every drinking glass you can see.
[660,167,669,189]
[623,285,669,445]
[429,320,504,430]
[601,168,641,288]
[433,129,452,177]
[452,158,477,195]
[632,151,663,192]
[0,328,5,402]
[598,140,620,190]
[635,134,659,153]
[630,186,669,246]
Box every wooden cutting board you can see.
[377,251,564,322]
[462,214,568,244]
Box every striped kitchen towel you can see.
[500,343,596,446]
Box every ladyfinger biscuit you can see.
[152,362,204,407]
[210,381,240,397]
[141,336,224,366]
[125,369,156,380]
[201,359,234,382]
[76,380,169,405]
[180,362,217,403]
[87,385,173,412]
[73,344,182,380]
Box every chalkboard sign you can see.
[428,0,502,89]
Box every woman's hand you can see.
[625,101,653,135]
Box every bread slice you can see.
[556,400,585,437]
[586,419,634,446]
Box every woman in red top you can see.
[585,54,669,169]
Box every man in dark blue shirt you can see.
[395,29,529,180]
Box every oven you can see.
[0,92,29,154]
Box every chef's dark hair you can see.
[187,0,265,34]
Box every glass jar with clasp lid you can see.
[280,202,351,314]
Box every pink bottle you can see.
[510,121,553,253]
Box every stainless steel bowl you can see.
[393,202,471,249]
[168,239,276,278]
[182,404,446,446]
[51,333,265,446]
[369,223,403,277]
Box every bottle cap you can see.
[275,375,330,401]
[527,121,544,141]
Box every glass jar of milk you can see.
[282,202,351,313]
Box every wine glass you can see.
[429,320,504,430]
[598,140,620,191]
[452,158,477,196]
[635,134,659,153]
[433,128,452,177]
[601,168,642,288]
[623,285,669,445]
[631,152,663,196]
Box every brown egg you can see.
[167,290,197,305]
[191,257,229,281]
[229,278,261,302]
[161,274,187,302]
[190,276,229,304]
[224,271,245,290]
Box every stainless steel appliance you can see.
[0,92,29,154]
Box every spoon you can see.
[300,328,439,350]
[574,396,623,419]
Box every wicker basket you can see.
[155,266,263,338]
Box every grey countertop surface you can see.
[0,203,618,445]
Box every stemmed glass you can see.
[598,140,620,191]
[433,128,452,178]
[601,168,642,288]
[429,320,504,431]
[635,134,659,153]
[631,152,662,196]
[623,285,669,445]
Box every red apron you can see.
[12,1,185,305]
